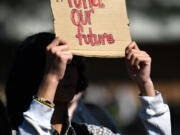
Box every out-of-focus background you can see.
[0,0,180,134]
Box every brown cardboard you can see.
[50,0,131,58]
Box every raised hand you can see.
[45,37,73,81]
[125,42,155,96]
[37,37,73,103]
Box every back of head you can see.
[6,33,55,129]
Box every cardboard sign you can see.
[50,0,131,58]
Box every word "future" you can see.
[68,0,115,46]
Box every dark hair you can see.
[6,32,88,129]
[0,100,12,135]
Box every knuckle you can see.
[132,41,136,45]
[142,51,149,56]
[59,55,65,61]
[144,51,148,56]
[141,51,145,53]
[55,51,60,56]
[50,47,56,54]
[149,57,152,61]
[61,55,67,60]
[56,52,63,60]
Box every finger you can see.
[126,41,139,55]
[47,37,61,48]
[130,53,136,66]
[141,56,151,65]
[137,52,151,64]
[62,54,73,64]
[49,45,69,54]
[134,57,140,70]
[58,53,72,64]
[129,53,142,66]
[67,55,73,64]
[57,37,68,45]
[141,51,151,60]
[127,50,151,70]
[126,49,133,60]
[61,50,72,55]
[126,49,139,60]
[62,52,73,63]
[135,55,151,67]
[47,37,68,50]
[55,45,69,51]
[129,52,145,67]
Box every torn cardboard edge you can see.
[50,0,132,58]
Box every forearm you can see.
[37,73,67,133]
[137,78,156,97]
[37,73,59,102]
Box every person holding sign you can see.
[6,33,171,135]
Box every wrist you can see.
[138,78,156,97]
[138,78,152,87]
[44,73,60,84]
[37,74,60,103]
